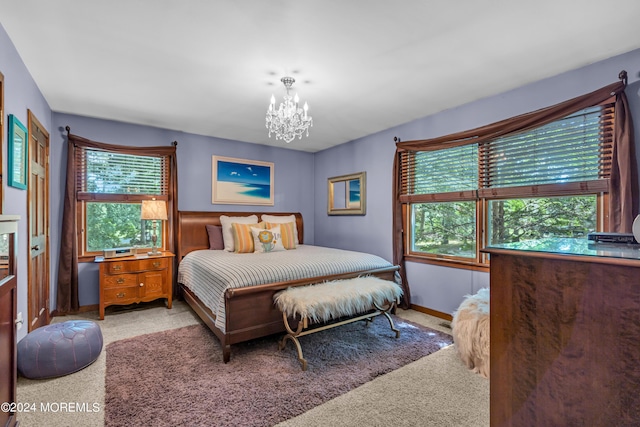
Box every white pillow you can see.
[219,215,258,252]
[261,214,299,245]
[251,225,285,253]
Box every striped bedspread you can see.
[177,245,395,333]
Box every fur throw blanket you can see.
[274,276,403,323]
[452,287,490,378]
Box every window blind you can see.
[479,105,614,190]
[76,147,168,200]
[399,103,613,202]
[399,144,478,203]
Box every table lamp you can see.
[140,199,167,255]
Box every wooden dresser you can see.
[96,251,174,319]
[0,215,19,427]
[483,238,640,427]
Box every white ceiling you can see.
[2,1,640,153]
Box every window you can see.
[76,147,170,259]
[401,103,614,267]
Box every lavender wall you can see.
[3,13,315,336]
[314,48,640,316]
[51,113,315,308]
[1,24,52,341]
[4,17,640,337]
[313,128,397,260]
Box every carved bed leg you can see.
[222,345,231,363]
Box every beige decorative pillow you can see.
[219,215,258,252]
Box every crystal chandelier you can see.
[266,76,313,143]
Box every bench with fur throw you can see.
[274,276,403,370]
[451,287,490,378]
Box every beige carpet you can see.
[16,301,489,427]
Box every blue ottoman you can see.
[17,320,103,379]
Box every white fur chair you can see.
[451,288,490,378]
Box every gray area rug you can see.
[105,316,453,426]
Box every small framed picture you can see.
[8,114,28,190]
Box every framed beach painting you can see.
[212,156,274,205]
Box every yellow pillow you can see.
[232,222,265,253]
[265,221,296,249]
[261,215,299,245]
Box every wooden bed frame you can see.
[176,210,400,362]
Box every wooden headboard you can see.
[176,211,304,260]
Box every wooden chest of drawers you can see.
[483,240,640,426]
[96,252,174,319]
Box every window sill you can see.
[404,254,489,273]
[78,247,162,263]
[79,254,101,263]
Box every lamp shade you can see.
[140,200,168,220]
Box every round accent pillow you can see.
[17,320,103,379]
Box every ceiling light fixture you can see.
[266,77,313,143]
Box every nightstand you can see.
[95,251,174,319]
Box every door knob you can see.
[31,245,40,251]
